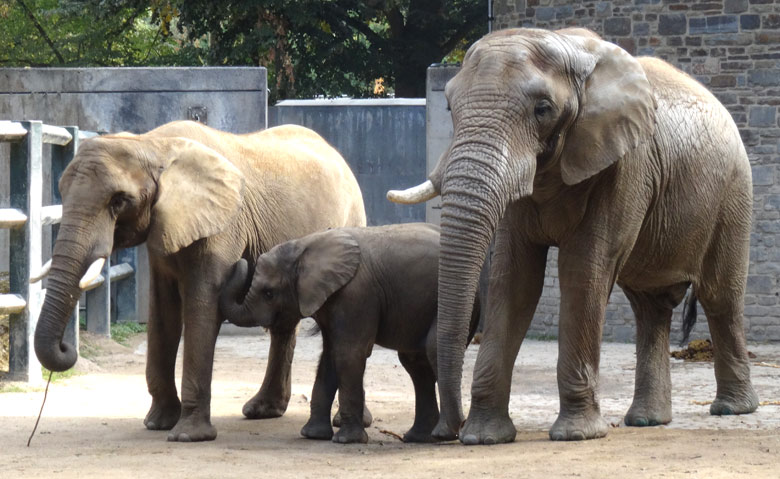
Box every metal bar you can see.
[111,248,138,323]
[77,130,99,141]
[41,204,62,226]
[51,126,81,352]
[8,120,44,383]
[0,294,26,314]
[41,124,73,146]
[0,208,28,228]
[86,257,111,337]
[0,121,28,142]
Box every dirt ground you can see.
[1,321,779,479]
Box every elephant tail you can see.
[679,289,698,346]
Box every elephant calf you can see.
[219,223,480,443]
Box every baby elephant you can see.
[219,223,480,443]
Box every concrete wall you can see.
[269,99,426,226]
[0,67,268,323]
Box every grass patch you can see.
[42,367,80,382]
[0,382,27,393]
[111,321,146,346]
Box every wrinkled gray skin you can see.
[389,28,758,444]
[219,223,480,444]
[33,121,366,442]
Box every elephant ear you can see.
[148,139,245,256]
[558,29,657,185]
[296,230,361,317]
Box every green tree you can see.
[0,0,194,67]
[175,0,486,99]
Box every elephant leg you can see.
[549,245,619,442]
[398,351,439,443]
[301,342,338,440]
[167,283,221,442]
[332,401,373,428]
[697,219,758,416]
[243,325,297,419]
[622,285,688,427]
[330,344,369,444]
[460,223,549,445]
[144,269,183,431]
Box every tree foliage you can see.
[175,0,486,99]
[0,0,196,66]
[1,0,486,99]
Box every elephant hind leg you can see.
[696,217,758,416]
[622,284,688,427]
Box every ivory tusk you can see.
[386,180,439,204]
[79,258,106,289]
[30,259,52,283]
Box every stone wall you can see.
[485,0,780,342]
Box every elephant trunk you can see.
[34,223,96,372]
[434,144,531,440]
[219,259,265,328]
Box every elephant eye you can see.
[262,288,274,300]
[534,99,554,119]
[109,194,129,215]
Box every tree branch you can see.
[439,9,484,55]
[16,0,65,63]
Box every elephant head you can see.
[35,134,244,372]
[388,28,656,438]
[219,229,361,329]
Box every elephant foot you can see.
[710,384,759,416]
[333,406,373,428]
[301,418,334,440]
[431,415,461,441]
[242,391,289,419]
[403,427,437,443]
[624,402,671,427]
[144,398,181,431]
[460,407,516,445]
[549,408,608,441]
[333,425,368,444]
[167,415,217,442]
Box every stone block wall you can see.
[489,0,780,342]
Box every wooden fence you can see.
[0,121,136,383]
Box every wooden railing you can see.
[0,121,137,383]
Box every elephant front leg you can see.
[167,291,221,442]
[243,325,297,419]
[398,351,439,443]
[301,345,338,440]
[549,249,615,441]
[144,271,183,431]
[460,230,549,445]
[330,344,369,444]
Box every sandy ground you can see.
[1,321,779,479]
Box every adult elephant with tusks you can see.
[33,120,366,442]
[388,27,758,444]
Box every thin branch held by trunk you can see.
[16,0,65,63]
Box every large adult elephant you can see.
[388,28,758,444]
[34,121,366,441]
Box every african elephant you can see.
[388,28,758,444]
[33,121,366,441]
[219,223,480,443]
